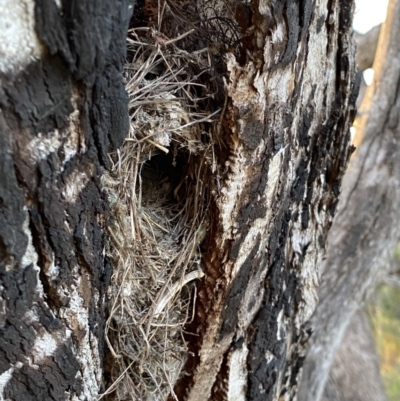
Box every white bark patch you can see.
[290,212,322,327]
[0,285,6,320]
[227,344,249,401]
[266,147,286,207]
[0,367,14,400]
[187,326,235,401]
[28,130,63,162]
[258,1,272,17]
[265,350,275,364]
[0,0,44,74]
[19,215,75,368]
[62,164,94,203]
[218,143,247,237]
[30,331,59,365]
[46,257,60,281]
[21,210,45,294]
[305,1,336,121]
[261,68,292,104]
[276,309,285,341]
[23,309,40,325]
[58,278,102,399]
[27,105,83,167]
[271,23,285,44]
[63,109,83,164]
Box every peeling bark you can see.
[175,1,357,400]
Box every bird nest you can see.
[101,0,241,399]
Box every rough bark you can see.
[174,1,358,400]
[298,0,400,400]
[0,1,359,401]
[0,1,132,399]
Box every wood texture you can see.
[0,0,359,400]
[0,1,132,399]
[174,1,358,400]
[298,0,400,400]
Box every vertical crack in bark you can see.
[175,0,357,400]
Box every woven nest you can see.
[101,0,241,399]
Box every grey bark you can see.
[322,310,387,401]
[354,25,381,108]
[174,1,358,400]
[298,0,400,400]
[0,1,359,400]
[383,274,400,287]
[354,24,381,71]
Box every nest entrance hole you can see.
[141,151,184,189]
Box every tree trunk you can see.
[0,1,358,401]
[172,1,357,400]
[0,0,132,399]
[354,24,381,72]
[298,0,400,399]
[322,309,388,401]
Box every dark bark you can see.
[0,1,132,399]
[173,1,358,400]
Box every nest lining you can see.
[101,1,241,399]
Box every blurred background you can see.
[353,2,400,400]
